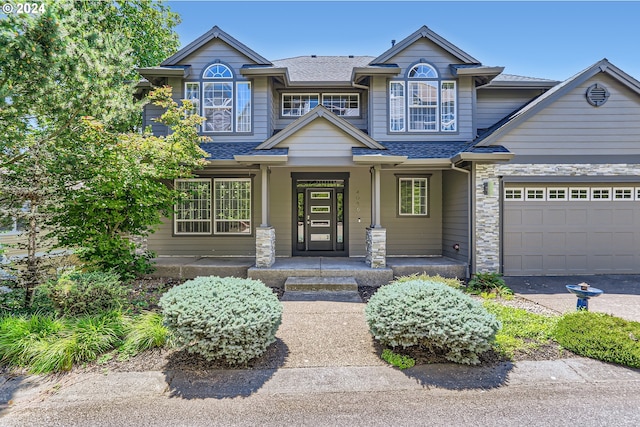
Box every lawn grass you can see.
[483,301,559,359]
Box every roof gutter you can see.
[451,152,514,163]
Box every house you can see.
[137,25,640,279]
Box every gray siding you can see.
[476,88,545,130]
[381,170,443,256]
[277,119,367,158]
[441,169,469,262]
[498,74,640,157]
[177,38,256,77]
[143,103,168,136]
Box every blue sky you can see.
[166,1,640,82]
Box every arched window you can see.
[389,62,456,133]
[186,62,251,133]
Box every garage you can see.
[503,183,640,275]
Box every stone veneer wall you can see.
[365,227,387,268]
[474,163,640,273]
[255,226,276,268]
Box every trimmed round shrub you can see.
[159,276,282,365]
[365,279,501,365]
[47,270,126,316]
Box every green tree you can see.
[54,88,207,279]
[0,1,183,306]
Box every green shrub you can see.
[381,348,415,369]
[467,272,513,298]
[0,314,65,367]
[394,273,463,289]
[365,279,500,365]
[46,270,126,316]
[554,311,640,368]
[120,311,168,357]
[159,276,282,365]
[29,311,126,374]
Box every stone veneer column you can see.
[255,226,276,268]
[365,227,387,268]
[474,164,500,273]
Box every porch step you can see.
[284,276,358,292]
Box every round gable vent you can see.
[586,83,609,107]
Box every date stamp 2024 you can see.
[2,2,47,15]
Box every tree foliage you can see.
[0,1,186,305]
[54,88,207,279]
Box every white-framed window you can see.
[236,82,251,133]
[199,63,252,133]
[613,187,634,200]
[174,179,212,235]
[321,94,359,116]
[184,82,200,116]
[569,188,590,200]
[390,62,456,133]
[399,177,428,216]
[389,82,405,132]
[637,187,640,200]
[214,178,252,235]
[525,188,546,201]
[547,188,568,201]
[504,188,524,200]
[282,94,319,116]
[591,188,611,200]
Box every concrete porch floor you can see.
[149,256,468,288]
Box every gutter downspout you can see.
[450,164,471,280]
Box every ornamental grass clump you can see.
[365,279,501,365]
[159,276,282,365]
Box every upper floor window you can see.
[389,62,457,133]
[282,93,360,117]
[183,62,251,133]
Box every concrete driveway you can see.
[505,275,640,322]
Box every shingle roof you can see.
[200,142,287,160]
[492,73,558,83]
[353,141,469,159]
[272,56,374,82]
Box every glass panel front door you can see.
[306,188,334,251]
[293,177,346,255]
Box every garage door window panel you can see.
[613,188,634,200]
[547,188,568,201]
[591,188,611,201]
[569,188,590,201]
[525,188,546,201]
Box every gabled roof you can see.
[475,59,640,147]
[371,25,479,65]
[161,26,271,66]
[257,105,385,150]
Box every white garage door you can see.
[503,185,640,275]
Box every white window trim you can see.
[569,187,590,201]
[281,93,319,117]
[547,188,568,201]
[235,81,251,133]
[213,177,252,235]
[591,187,612,201]
[184,82,201,115]
[398,177,428,216]
[525,188,546,201]
[321,93,360,116]
[636,187,640,201]
[613,187,635,201]
[503,188,524,201]
[174,178,212,236]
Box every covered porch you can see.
[149,256,467,288]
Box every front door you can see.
[306,188,334,251]
[293,174,347,256]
